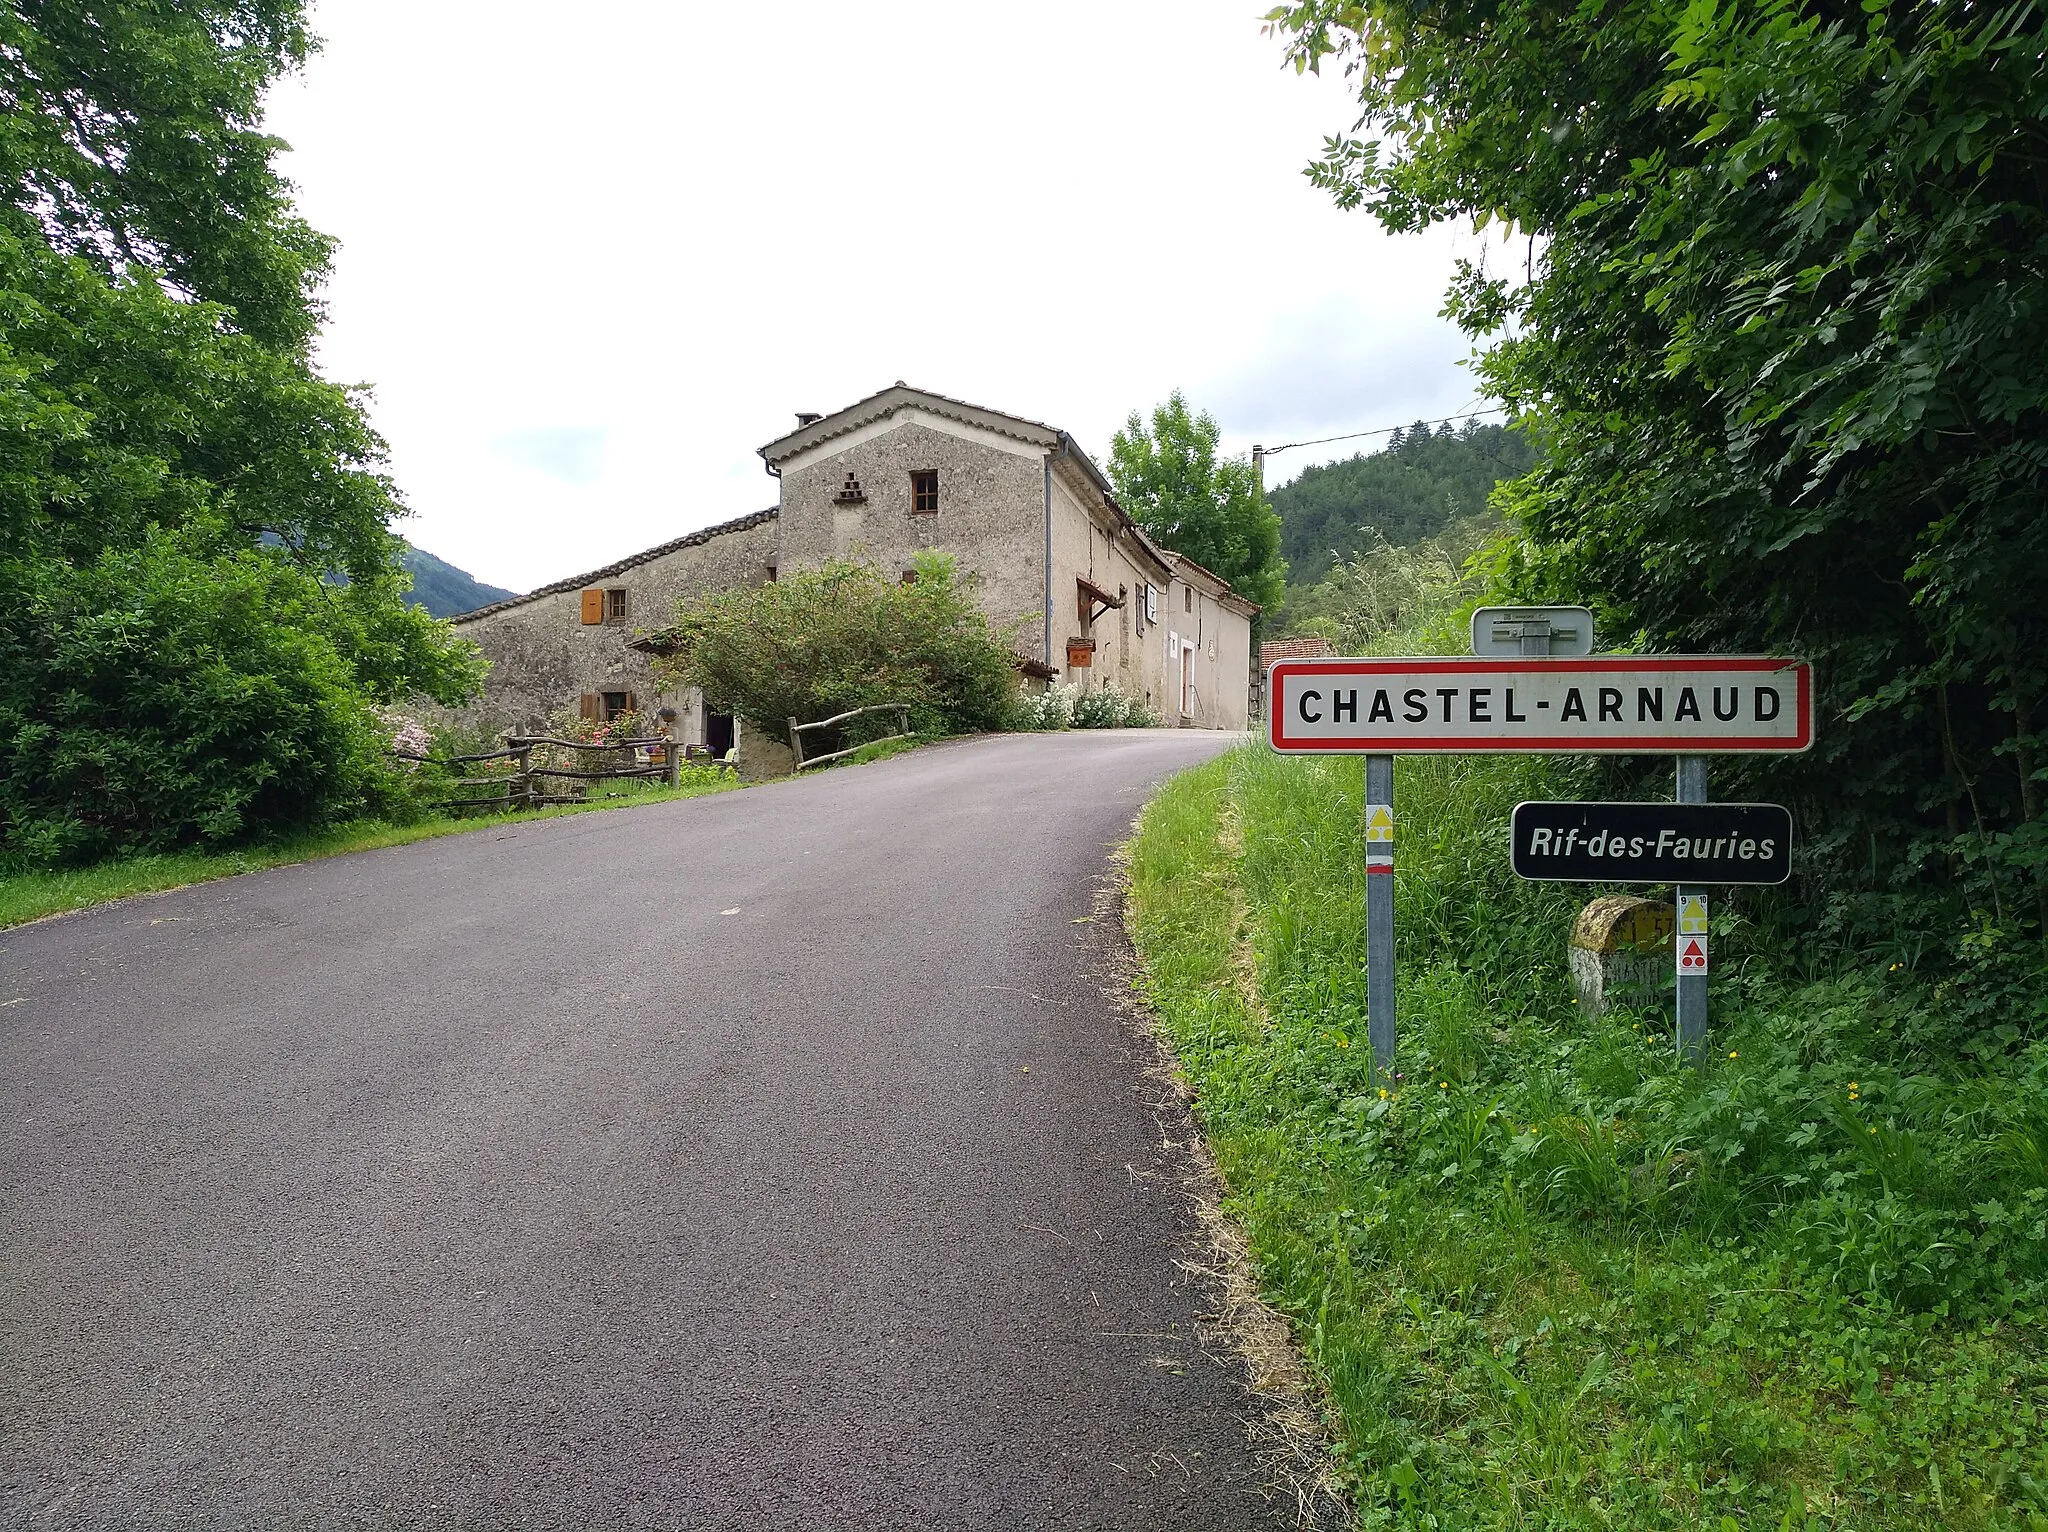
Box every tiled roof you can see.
[452,507,779,623]
[1260,637,1335,666]
[1164,550,1262,615]
[757,382,1063,465]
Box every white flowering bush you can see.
[1009,684,1074,730]
[1009,681,1157,731]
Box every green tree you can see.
[645,552,1022,744]
[1108,391,1284,615]
[0,1,483,863]
[1268,0,2048,963]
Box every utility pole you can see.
[1252,445,1264,495]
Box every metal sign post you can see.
[1365,755,1395,1069]
[1675,756,1710,1062]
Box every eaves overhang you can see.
[759,383,1063,468]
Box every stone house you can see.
[449,384,1257,746]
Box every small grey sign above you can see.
[1470,605,1595,657]
[1511,801,1792,885]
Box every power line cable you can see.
[1260,405,1508,458]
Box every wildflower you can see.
[1440,1082,1450,1089]
[1377,1088,1389,1100]
[1728,1050,1739,1059]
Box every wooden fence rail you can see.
[787,703,914,771]
[391,732,728,813]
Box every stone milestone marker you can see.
[1569,895,1676,1017]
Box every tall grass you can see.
[1129,744,2048,1530]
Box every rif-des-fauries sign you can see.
[1509,801,1794,886]
[1268,657,1812,755]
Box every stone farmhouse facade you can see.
[449,384,1257,749]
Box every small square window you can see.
[600,690,631,721]
[606,587,629,621]
[910,469,939,514]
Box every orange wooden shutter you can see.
[624,691,637,715]
[580,589,604,624]
[579,693,600,721]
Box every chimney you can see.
[795,412,823,427]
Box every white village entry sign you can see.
[1266,650,1814,1070]
[1267,656,1812,754]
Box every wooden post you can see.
[516,743,533,809]
[787,717,805,770]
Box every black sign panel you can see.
[1511,801,1793,885]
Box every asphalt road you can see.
[1,729,1298,1531]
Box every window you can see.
[1183,585,1193,614]
[601,690,632,721]
[606,588,629,622]
[910,469,939,514]
[579,689,638,721]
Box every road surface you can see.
[2,730,1300,1530]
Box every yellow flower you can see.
[1440,1082,1450,1089]
[1728,1050,1739,1059]
[1377,1088,1390,1100]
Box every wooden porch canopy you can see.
[1076,576,1124,626]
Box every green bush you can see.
[2,534,390,862]
[645,551,1023,741]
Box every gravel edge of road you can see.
[1096,832,1352,1532]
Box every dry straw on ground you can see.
[1095,850,1350,1531]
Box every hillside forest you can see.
[1266,420,1535,639]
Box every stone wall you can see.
[775,414,1049,658]
[449,511,780,738]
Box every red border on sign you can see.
[1266,656,1812,754]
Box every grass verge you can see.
[0,771,741,931]
[1127,743,2048,1531]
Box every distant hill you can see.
[400,545,519,618]
[1270,420,1537,586]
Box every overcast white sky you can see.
[264,1,1500,594]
